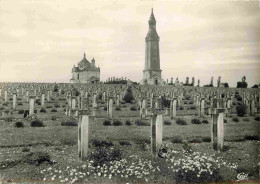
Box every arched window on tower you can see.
[77,73,79,80]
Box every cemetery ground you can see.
[0,85,259,183]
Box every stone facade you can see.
[70,53,100,84]
[141,9,164,85]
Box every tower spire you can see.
[83,52,86,58]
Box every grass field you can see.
[0,90,260,183]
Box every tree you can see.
[237,81,248,88]
[224,83,229,88]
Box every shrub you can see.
[189,138,202,143]
[119,140,131,146]
[190,106,196,110]
[61,120,77,126]
[15,121,24,128]
[161,96,170,108]
[103,120,112,126]
[254,117,260,121]
[31,120,44,127]
[135,119,149,126]
[244,135,259,141]
[22,147,30,152]
[130,106,137,111]
[40,108,46,113]
[171,137,183,143]
[24,151,51,166]
[176,119,187,125]
[125,120,132,126]
[88,147,122,167]
[191,118,201,124]
[232,117,239,122]
[202,137,211,142]
[54,104,60,108]
[115,107,121,111]
[51,108,57,112]
[236,105,247,117]
[18,110,24,114]
[113,119,123,126]
[92,139,114,147]
[164,120,172,125]
[124,92,134,103]
[202,120,209,124]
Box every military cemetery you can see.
[0,0,259,183]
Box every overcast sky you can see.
[0,0,259,87]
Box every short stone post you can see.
[72,98,76,110]
[116,95,120,108]
[29,96,35,115]
[26,90,29,103]
[47,90,50,102]
[4,91,8,102]
[13,93,17,110]
[109,98,113,118]
[92,94,97,108]
[209,99,227,152]
[250,99,255,116]
[200,98,205,117]
[151,112,163,156]
[170,98,177,119]
[78,114,91,161]
[41,93,45,108]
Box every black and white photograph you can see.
[0,0,259,183]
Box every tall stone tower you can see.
[141,9,163,85]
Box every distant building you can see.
[141,9,164,85]
[70,53,100,84]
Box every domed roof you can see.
[79,53,91,64]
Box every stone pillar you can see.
[13,93,17,110]
[227,98,231,115]
[34,89,37,96]
[151,113,163,156]
[26,91,29,103]
[72,98,76,110]
[210,100,226,152]
[196,95,200,107]
[41,94,45,108]
[4,91,7,102]
[29,97,35,115]
[47,90,50,102]
[102,92,106,101]
[170,98,177,119]
[116,95,120,108]
[59,89,62,95]
[78,115,90,161]
[109,98,113,118]
[200,98,205,117]
[78,96,82,110]
[93,94,97,108]
[140,99,146,119]
[250,100,255,116]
